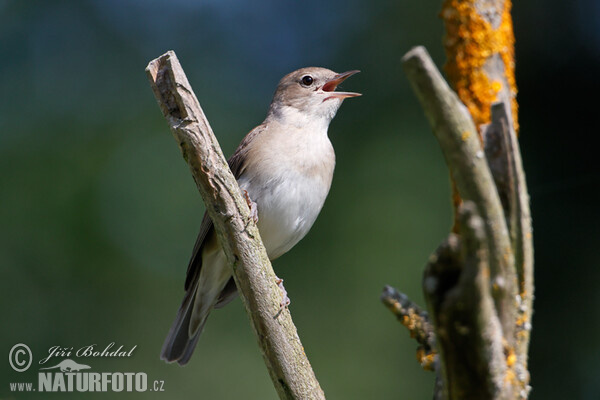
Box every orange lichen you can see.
[400,310,421,337]
[506,348,517,367]
[516,313,529,326]
[491,80,503,92]
[441,0,519,135]
[515,313,530,340]
[416,347,437,371]
[501,342,519,387]
[505,367,517,384]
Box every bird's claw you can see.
[273,277,291,319]
[243,190,259,224]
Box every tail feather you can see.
[162,247,231,365]
[160,285,210,365]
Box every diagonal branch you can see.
[381,285,436,370]
[146,51,325,400]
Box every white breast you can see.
[237,119,335,259]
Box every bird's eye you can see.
[301,75,314,86]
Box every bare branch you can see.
[401,46,517,342]
[146,51,324,400]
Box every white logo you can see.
[39,359,91,372]
[7,342,165,394]
[9,343,32,372]
[37,360,149,392]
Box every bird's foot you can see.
[273,277,291,319]
[243,190,259,224]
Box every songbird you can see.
[161,67,360,365]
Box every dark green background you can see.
[1,1,598,399]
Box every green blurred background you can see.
[1,1,598,399]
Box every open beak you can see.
[322,70,361,100]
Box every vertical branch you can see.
[384,2,532,398]
[399,46,533,398]
[441,0,518,231]
[441,0,532,393]
[483,102,534,393]
[441,0,518,134]
[402,46,517,342]
[146,51,325,400]
[424,203,510,400]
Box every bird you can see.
[161,67,360,365]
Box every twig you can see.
[401,46,517,343]
[381,285,436,370]
[146,51,325,400]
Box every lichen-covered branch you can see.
[441,0,518,134]
[441,0,518,235]
[483,102,534,391]
[381,285,436,370]
[146,51,325,400]
[396,46,533,399]
[424,203,509,400]
[401,46,517,342]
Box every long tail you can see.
[161,248,231,365]
[160,283,210,365]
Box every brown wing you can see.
[183,123,267,291]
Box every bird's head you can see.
[268,67,360,124]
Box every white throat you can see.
[267,99,342,131]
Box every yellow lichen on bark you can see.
[441,0,518,135]
[416,347,437,371]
